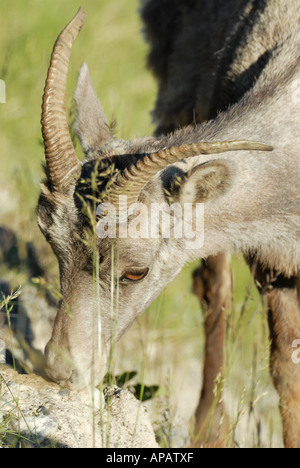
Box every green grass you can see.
[0,0,155,234]
[0,0,282,448]
[116,254,282,448]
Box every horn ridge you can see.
[41,7,85,192]
[103,140,273,207]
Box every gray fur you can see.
[39,1,300,390]
[73,62,112,153]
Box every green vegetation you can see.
[0,0,282,448]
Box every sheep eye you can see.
[120,268,149,283]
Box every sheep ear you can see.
[178,160,236,204]
[73,62,112,152]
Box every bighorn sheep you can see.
[142,0,300,448]
[38,5,300,448]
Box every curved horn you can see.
[104,140,273,207]
[41,8,85,192]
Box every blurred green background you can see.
[0,0,156,234]
[0,0,282,447]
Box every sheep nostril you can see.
[44,340,73,384]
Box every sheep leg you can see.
[250,261,300,448]
[191,253,230,447]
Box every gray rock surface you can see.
[0,365,159,448]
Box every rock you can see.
[0,225,57,376]
[11,414,59,444]
[0,365,159,448]
[102,386,159,448]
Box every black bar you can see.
[97,449,202,462]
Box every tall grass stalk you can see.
[0,288,22,370]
